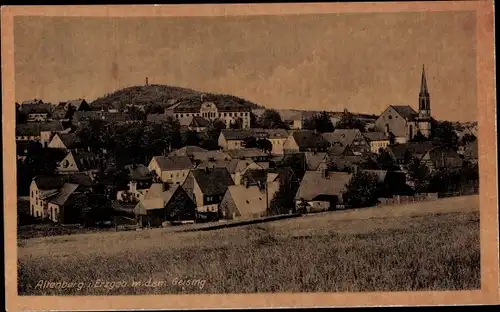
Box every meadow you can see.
[17,195,480,295]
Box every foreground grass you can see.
[18,196,480,295]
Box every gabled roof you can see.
[463,139,478,159]
[169,145,208,157]
[322,129,363,147]
[295,171,352,201]
[47,183,82,206]
[66,99,87,110]
[362,131,389,142]
[292,130,330,149]
[424,147,463,167]
[19,100,50,114]
[134,183,180,214]
[33,173,93,191]
[197,159,256,174]
[191,168,234,196]
[389,105,418,120]
[56,133,81,149]
[190,116,210,128]
[327,144,351,156]
[191,150,232,162]
[226,184,271,217]
[250,128,290,139]
[304,152,328,171]
[69,151,102,171]
[329,155,365,171]
[151,156,195,171]
[16,121,65,137]
[387,141,434,161]
[221,129,254,141]
[226,148,269,159]
[111,201,137,213]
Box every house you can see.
[196,158,262,185]
[362,132,391,154]
[375,66,433,143]
[116,180,148,202]
[19,99,52,121]
[52,104,68,120]
[148,155,195,185]
[190,150,232,164]
[420,147,463,172]
[181,167,235,220]
[72,111,107,126]
[225,148,271,163]
[327,143,355,157]
[251,128,290,155]
[29,174,93,220]
[56,150,103,177]
[322,129,370,155]
[180,115,211,132]
[294,171,352,212]
[220,176,280,220]
[90,101,123,113]
[134,183,197,227]
[65,99,91,111]
[46,183,88,223]
[386,141,435,166]
[283,130,330,153]
[304,152,328,172]
[47,133,81,150]
[147,113,170,124]
[169,145,208,157]
[15,121,65,145]
[218,129,253,150]
[328,155,366,173]
[168,94,251,129]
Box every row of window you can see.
[175,112,249,119]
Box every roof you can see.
[69,151,102,171]
[33,173,93,191]
[250,128,290,139]
[304,152,328,171]
[172,97,252,113]
[151,156,194,171]
[226,184,270,217]
[47,183,81,206]
[67,99,87,110]
[19,101,51,114]
[191,151,232,162]
[189,116,210,128]
[74,111,106,122]
[16,121,65,137]
[56,133,80,149]
[292,130,330,149]
[191,168,234,196]
[329,155,365,171]
[134,183,180,214]
[362,132,390,142]
[111,201,137,213]
[197,159,256,174]
[359,170,388,182]
[327,144,349,156]
[169,145,208,157]
[388,141,434,161]
[390,105,418,120]
[226,148,269,159]
[322,129,363,147]
[425,147,463,167]
[124,164,153,180]
[295,171,352,201]
[221,129,254,141]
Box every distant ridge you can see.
[89,84,265,110]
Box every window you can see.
[170,174,174,178]
[224,113,227,117]
[229,113,233,117]
[388,115,392,120]
[31,191,33,197]
[181,114,184,118]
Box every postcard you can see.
[2,2,498,311]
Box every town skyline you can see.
[14,12,477,122]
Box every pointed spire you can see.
[420,64,429,96]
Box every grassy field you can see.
[17,195,480,295]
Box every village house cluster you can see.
[16,66,479,228]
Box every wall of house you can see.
[47,135,67,149]
[16,135,39,141]
[28,113,48,121]
[219,192,237,220]
[47,203,60,223]
[269,138,286,155]
[57,153,79,173]
[375,107,409,138]
[369,140,390,154]
[161,169,190,185]
[350,133,371,154]
[40,131,57,147]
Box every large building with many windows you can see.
[167,94,252,129]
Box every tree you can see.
[343,172,382,208]
[303,111,335,133]
[258,109,289,129]
[335,109,366,132]
[269,181,299,216]
[375,150,400,171]
[64,104,76,120]
[181,130,201,147]
[256,138,273,153]
[242,136,258,148]
[409,130,428,143]
[206,119,227,142]
[461,133,477,145]
[280,153,306,180]
[16,109,28,124]
[199,139,220,151]
[406,157,431,192]
[145,103,164,115]
[431,120,459,149]
[250,112,260,128]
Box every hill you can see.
[89,84,265,111]
[18,195,479,295]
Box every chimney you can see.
[145,77,149,86]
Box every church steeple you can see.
[419,64,430,115]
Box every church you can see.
[375,65,433,144]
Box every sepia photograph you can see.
[2,2,498,310]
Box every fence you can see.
[377,193,439,206]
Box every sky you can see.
[14,12,477,121]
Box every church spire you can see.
[420,64,429,96]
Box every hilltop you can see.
[89,84,265,110]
